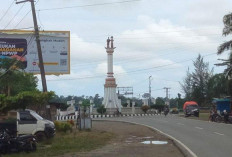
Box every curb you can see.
[93,119,197,157]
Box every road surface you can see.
[107,115,232,157]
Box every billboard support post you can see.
[17,0,51,120]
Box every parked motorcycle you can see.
[211,112,232,124]
[0,129,36,155]
[212,113,223,122]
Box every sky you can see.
[0,0,232,99]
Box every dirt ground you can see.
[74,121,184,157]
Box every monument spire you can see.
[103,36,120,110]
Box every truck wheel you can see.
[35,132,46,142]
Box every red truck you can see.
[183,101,199,117]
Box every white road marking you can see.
[177,123,184,125]
[195,127,203,130]
[214,132,224,136]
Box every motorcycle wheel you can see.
[215,115,222,123]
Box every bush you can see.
[54,121,72,133]
[141,105,150,113]
[97,105,106,115]
[67,120,75,126]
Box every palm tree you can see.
[218,13,232,54]
[217,13,232,97]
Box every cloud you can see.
[183,0,232,27]
[70,34,104,62]
[117,15,217,55]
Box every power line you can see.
[71,42,217,68]
[3,3,26,29]
[46,52,216,81]
[14,0,40,29]
[0,0,41,78]
[37,10,44,30]
[0,0,15,23]
[14,9,31,28]
[133,88,164,95]
[38,0,142,11]
[36,32,222,41]
[75,49,216,74]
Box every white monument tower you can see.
[103,36,120,109]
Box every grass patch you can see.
[4,129,114,157]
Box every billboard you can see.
[0,30,70,75]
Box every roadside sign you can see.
[0,30,70,75]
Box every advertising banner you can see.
[0,38,27,68]
[0,30,70,75]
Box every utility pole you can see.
[149,76,152,106]
[163,87,171,106]
[163,87,170,99]
[16,0,50,120]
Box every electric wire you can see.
[0,0,40,78]
[3,3,26,29]
[70,42,218,71]
[37,10,44,30]
[0,0,15,24]
[38,0,142,11]
[14,9,31,29]
[133,88,164,95]
[14,0,40,29]
[46,52,216,81]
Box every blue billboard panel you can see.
[0,38,27,68]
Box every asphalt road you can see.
[108,115,232,157]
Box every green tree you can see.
[0,58,37,96]
[180,68,193,100]
[0,91,55,113]
[169,98,178,108]
[155,97,165,106]
[93,94,103,107]
[97,105,106,115]
[181,55,213,106]
[177,93,186,110]
[118,95,128,107]
[207,73,228,99]
[191,54,213,106]
[217,13,232,97]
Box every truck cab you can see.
[17,109,55,140]
[183,101,199,117]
